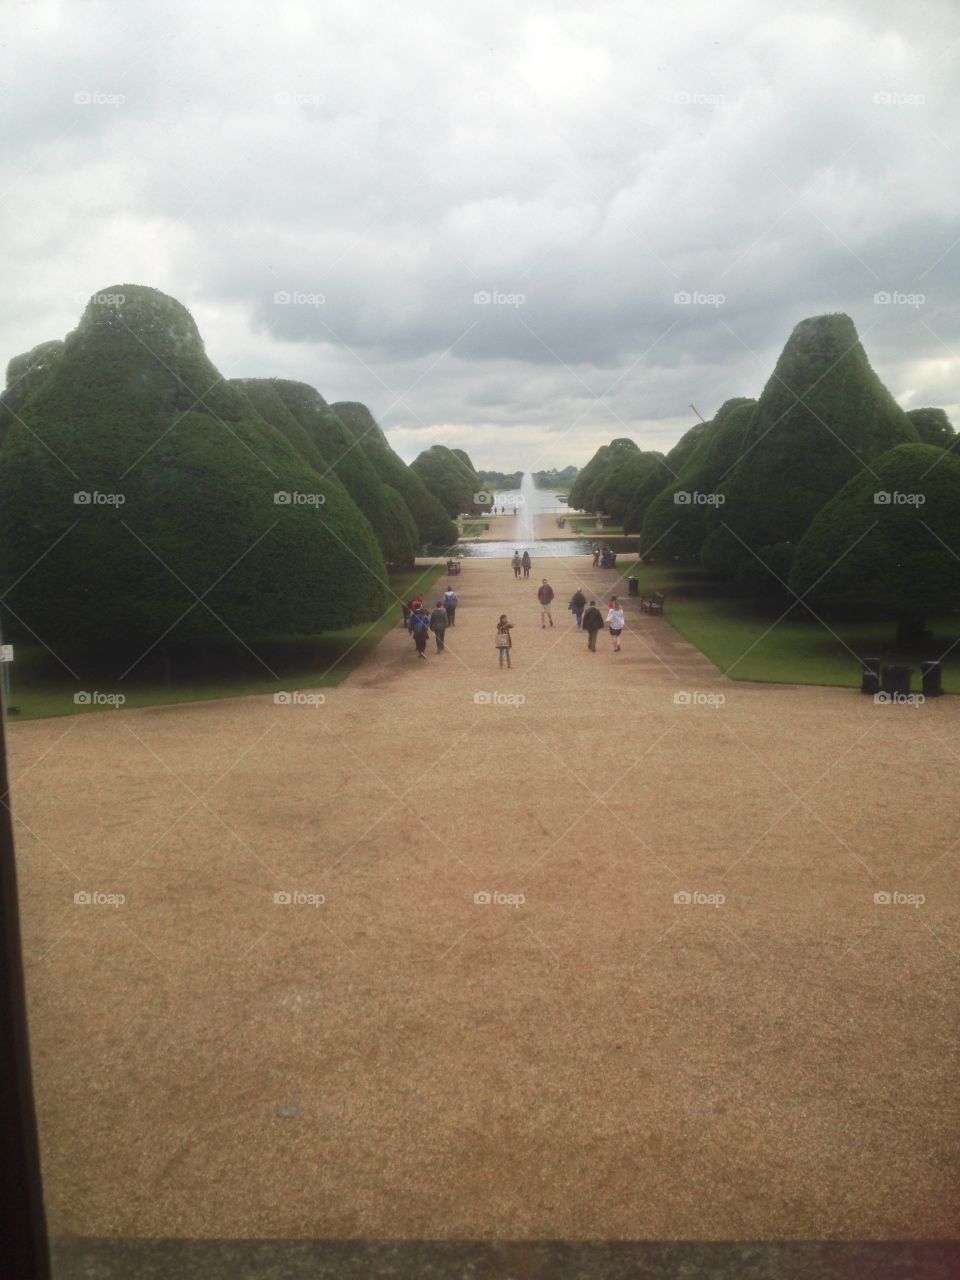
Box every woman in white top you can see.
[606,596,625,651]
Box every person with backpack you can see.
[410,607,430,658]
[582,600,604,652]
[537,578,555,628]
[607,595,625,651]
[495,614,514,668]
[442,585,458,626]
[429,601,448,652]
[569,587,587,628]
[521,550,532,579]
[511,552,522,579]
[407,596,424,630]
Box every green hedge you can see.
[0,286,388,661]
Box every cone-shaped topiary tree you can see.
[0,286,388,661]
[235,378,418,568]
[568,439,639,513]
[907,407,956,449]
[0,339,65,448]
[598,450,672,529]
[789,443,960,647]
[640,399,757,560]
[331,401,458,547]
[714,315,917,581]
[411,444,488,519]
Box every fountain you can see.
[516,471,537,542]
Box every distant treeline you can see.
[475,469,523,491]
[534,466,579,489]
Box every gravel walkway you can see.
[8,555,958,1240]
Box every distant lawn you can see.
[566,516,623,535]
[613,562,960,692]
[4,566,444,722]
[460,520,490,536]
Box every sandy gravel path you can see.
[8,555,958,1240]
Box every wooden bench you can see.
[639,592,665,615]
[446,559,462,575]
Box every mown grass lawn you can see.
[4,566,444,721]
[565,515,624,535]
[614,562,960,692]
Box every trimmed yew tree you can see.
[236,378,419,568]
[331,401,458,547]
[790,443,960,647]
[640,399,757,560]
[0,286,388,658]
[411,444,487,519]
[715,314,917,582]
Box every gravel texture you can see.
[8,555,958,1241]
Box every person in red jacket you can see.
[537,578,555,628]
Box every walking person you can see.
[512,551,522,579]
[495,614,514,668]
[410,607,430,659]
[591,544,600,568]
[537,578,555,628]
[407,595,424,630]
[443,585,458,626]
[429,601,448,652]
[607,596,625,651]
[569,587,586,628]
[521,550,531,579]
[582,600,604,651]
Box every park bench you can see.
[639,592,665,615]
[446,559,461,575]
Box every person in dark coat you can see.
[582,600,604,652]
[429,602,448,652]
[569,588,587,628]
[521,550,532,578]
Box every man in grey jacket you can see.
[429,602,448,652]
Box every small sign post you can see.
[0,645,15,716]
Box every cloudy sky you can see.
[2,0,959,469]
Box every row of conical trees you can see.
[409,445,492,519]
[572,314,960,643]
[0,285,458,654]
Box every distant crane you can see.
[689,403,706,422]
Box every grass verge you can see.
[4,566,444,721]
[611,562,960,692]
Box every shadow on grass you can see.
[4,567,444,721]
[618,563,960,691]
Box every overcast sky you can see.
[2,0,959,469]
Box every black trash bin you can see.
[921,660,943,697]
[628,577,639,597]
[881,665,912,697]
[860,656,881,695]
